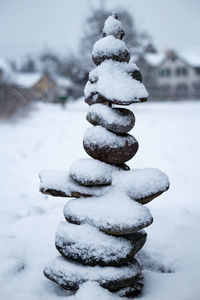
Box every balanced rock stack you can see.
[39,13,170,298]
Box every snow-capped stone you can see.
[55,222,143,266]
[112,168,170,204]
[86,104,135,133]
[44,256,141,291]
[84,60,148,105]
[69,158,117,186]
[83,126,138,164]
[63,190,153,235]
[103,13,125,40]
[92,36,130,66]
[39,170,110,198]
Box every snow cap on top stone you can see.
[103,11,125,39]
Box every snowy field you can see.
[0,99,200,300]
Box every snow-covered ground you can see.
[0,100,200,300]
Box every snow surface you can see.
[87,103,133,127]
[83,125,135,147]
[92,35,128,57]
[112,168,169,200]
[84,60,148,104]
[103,15,124,39]
[55,222,133,263]
[1,100,200,299]
[63,190,153,233]
[69,158,117,186]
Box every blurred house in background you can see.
[137,49,200,100]
[15,72,71,103]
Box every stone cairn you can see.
[39,13,170,298]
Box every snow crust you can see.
[56,222,133,262]
[92,36,128,57]
[63,190,153,233]
[112,168,170,200]
[83,126,135,148]
[87,104,132,127]
[44,255,140,284]
[69,158,117,185]
[84,60,148,104]
[103,15,124,39]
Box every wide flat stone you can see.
[56,222,146,267]
[44,256,141,292]
[39,168,169,204]
[86,104,135,134]
[63,190,153,235]
[83,126,139,164]
[69,158,117,186]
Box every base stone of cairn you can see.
[39,12,170,298]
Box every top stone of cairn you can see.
[85,12,148,106]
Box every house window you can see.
[159,68,171,77]
[171,56,177,61]
[176,67,188,76]
[195,68,200,75]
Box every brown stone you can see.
[83,133,139,164]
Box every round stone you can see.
[44,256,142,292]
[55,222,146,267]
[63,190,153,235]
[86,104,135,134]
[83,126,139,164]
[69,158,118,186]
[92,36,130,66]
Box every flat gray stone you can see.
[86,104,135,134]
[44,256,141,292]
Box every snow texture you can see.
[92,36,128,57]
[55,221,133,263]
[44,255,140,286]
[69,158,117,186]
[112,168,170,200]
[103,15,125,39]
[1,101,200,299]
[40,169,110,197]
[63,190,153,233]
[84,60,148,104]
[83,125,135,148]
[87,103,133,127]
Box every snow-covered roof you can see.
[15,72,42,88]
[55,76,71,88]
[143,50,200,68]
[144,53,165,66]
[179,50,200,67]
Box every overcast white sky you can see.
[0,0,199,60]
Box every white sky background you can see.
[0,0,199,60]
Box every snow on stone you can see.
[112,168,170,200]
[69,158,117,186]
[39,170,110,197]
[92,36,128,57]
[84,60,148,104]
[83,126,134,148]
[87,104,132,127]
[103,14,124,39]
[44,255,140,286]
[63,190,153,234]
[56,222,133,263]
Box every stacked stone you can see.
[40,13,170,298]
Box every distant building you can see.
[15,72,71,102]
[136,50,200,100]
